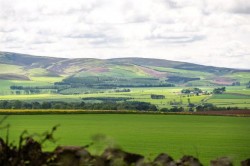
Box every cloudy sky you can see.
[0,0,250,69]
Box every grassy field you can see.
[0,64,24,74]
[0,80,52,95]
[0,114,249,165]
[0,76,63,95]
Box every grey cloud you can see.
[232,6,250,14]
[120,1,150,23]
[161,0,178,8]
[128,15,149,23]
[0,36,18,43]
[4,45,22,49]
[65,32,123,46]
[0,27,17,33]
[0,7,15,20]
[224,53,250,58]
[202,0,250,15]
[41,5,92,16]
[66,33,106,39]
[147,35,205,44]
[32,39,55,45]
[37,29,55,36]
[230,0,250,14]
[90,36,123,45]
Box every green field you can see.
[0,76,63,95]
[206,87,250,108]
[1,114,249,165]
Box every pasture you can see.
[0,114,249,165]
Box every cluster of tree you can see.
[181,88,202,94]
[196,103,241,111]
[231,82,240,86]
[9,85,70,94]
[11,89,42,95]
[113,83,175,88]
[246,81,250,88]
[160,107,184,112]
[55,76,175,91]
[209,106,241,111]
[150,94,165,99]
[114,89,131,92]
[82,97,133,102]
[10,85,58,90]
[167,76,200,83]
[213,87,226,94]
[0,100,157,111]
[79,83,175,88]
[195,103,215,111]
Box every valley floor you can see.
[0,86,250,109]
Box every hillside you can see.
[0,51,250,88]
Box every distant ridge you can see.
[0,51,249,86]
[1,51,249,71]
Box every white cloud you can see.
[0,0,250,69]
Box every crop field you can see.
[0,114,249,165]
[206,87,250,108]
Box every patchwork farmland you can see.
[0,52,250,165]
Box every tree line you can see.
[55,76,175,89]
[0,100,157,111]
[151,94,165,99]
[10,85,58,90]
[181,88,202,94]
[82,97,132,102]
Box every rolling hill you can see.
[0,51,250,88]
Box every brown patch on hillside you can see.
[210,77,234,85]
[48,59,104,74]
[137,66,167,78]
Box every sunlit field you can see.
[1,114,249,165]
